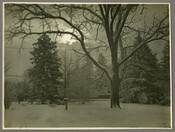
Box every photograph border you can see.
[1,0,174,131]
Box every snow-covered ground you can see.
[4,100,171,129]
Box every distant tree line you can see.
[4,33,170,109]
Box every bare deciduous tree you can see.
[61,49,73,110]
[5,4,169,108]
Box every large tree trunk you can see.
[111,75,121,108]
[110,62,121,108]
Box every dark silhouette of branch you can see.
[119,35,169,66]
[5,4,169,86]
[69,5,102,21]
[119,13,169,66]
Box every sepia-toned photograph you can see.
[3,2,171,129]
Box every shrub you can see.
[159,96,170,106]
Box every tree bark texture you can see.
[111,61,121,108]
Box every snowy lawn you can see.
[4,100,170,128]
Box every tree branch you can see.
[119,35,169,66]
[53,4,103,21]
[87,71,105,81]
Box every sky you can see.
[4,4,169,82]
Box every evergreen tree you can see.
[160,44,170,81]
[121,33,160,104]
[159,43,170,105]
[28,34,62,104]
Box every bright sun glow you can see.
[61,34,76,45]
